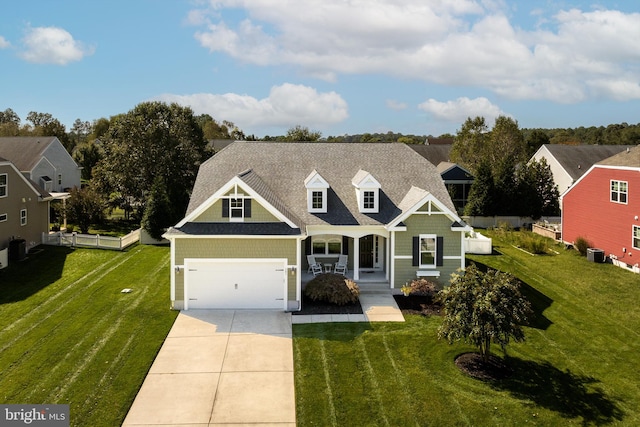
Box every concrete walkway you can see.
[292,292,405,324]
[122,310,295,426]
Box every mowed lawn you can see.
[0,245,177,427]
[293,231,640,426]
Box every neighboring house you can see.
[164,142,471,311]
[0,136,82,193]
[409,144,474,213]
[562,146,640,267]
[0,157,52,256]
[436,162,474,213]
[532,144,634,196]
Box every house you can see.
[562,145,640,268]
[163,142,471,311]
[0,136,82,193]
[532,144,634,196]
[0,157,52,259]
[409,144,474,212]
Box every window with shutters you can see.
[222,196,251,222]
[419,234,437,267]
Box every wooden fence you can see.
[42,229,140,251]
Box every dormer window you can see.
[352,170,380,213]
[305,170,329,213]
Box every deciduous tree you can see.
[62,185,106,234]
[93,101,207,224]
[437,263,532,362]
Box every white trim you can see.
[176,176,297,228]
[164,233,302,240]
[20,208,27,226]
[633,225,640,251]
[610,179,628,204]
[418,234,437,268]
[443,255,463,260]
[0,213,7,222]
[387,192,463,229]
[170,243,176,302]
[416,270,440,277]
[0,172,7,198]
[306,224,388,238]
[0,161,51,200]
[394,255,413,260]
[390,230,395,287]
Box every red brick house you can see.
[562,146,640,270]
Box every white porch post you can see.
[353,236,360,280]
[389,231,395,287]
[386,233,391,283]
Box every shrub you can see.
[516,232,549,254]
[304,273,360,305]
[574,236,591,256]
[401,278,438,299]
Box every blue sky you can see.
[1,1,639,138]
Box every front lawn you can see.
[0,245,177,427]
[293,230,640,426]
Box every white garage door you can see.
[185,259,287,310]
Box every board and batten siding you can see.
[393,211,463,288]
[173,238,298,303]
[192,196,280,223]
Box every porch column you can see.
[353,236,360,281]
[386,233,391,283]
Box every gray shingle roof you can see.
[408,144,452,167]
[0,137,58,171]
[166,222,301,236]
[542,144,635,180]
[597,145,640,168]
[187,142,455,227]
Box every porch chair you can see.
[334,254,348,276]
[307,255,323,276]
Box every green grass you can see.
[0,245,177,427]
[293,230,640,426]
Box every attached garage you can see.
[184,258,288,310]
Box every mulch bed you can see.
[393,294,442,316]
[455,352,512,381]
[292,294,363,315]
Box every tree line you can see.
[3,103,635,234]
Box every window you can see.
[419,235,437,267]
[312,191,324,210]
[611,180,628,204]
[634,226,640,250]
[0,173,6,197]
[20,209,27,226]
[57,174,62,186]
[363,191,375,210]
[222,196,251,221]
[312,235,342,255]
[0,213,7,222]
[230,198,243,219]
[305,170,329,213]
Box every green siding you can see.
[393,212,463,288]
[193,197,280,222]
[173,238,298,301]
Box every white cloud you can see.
[418,97,507,124]
[191,1,640,102]
[386,99,408,111]
[19,26,94,65]
[0,36,10,49]
[154,83,348,131]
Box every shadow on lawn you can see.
[468,259,553,330]
[495,357,624,425]
[0,246,71,304]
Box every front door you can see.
[360,235,374,268]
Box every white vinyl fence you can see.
[464,232,492,254]
[42,229,140,251]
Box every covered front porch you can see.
[301,228,391,289]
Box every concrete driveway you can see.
[122,310,295,426]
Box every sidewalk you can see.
[292,292,404,324]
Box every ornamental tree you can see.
[437,263,532,362]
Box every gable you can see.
[185,142,458,228]
[192,195,280,223]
